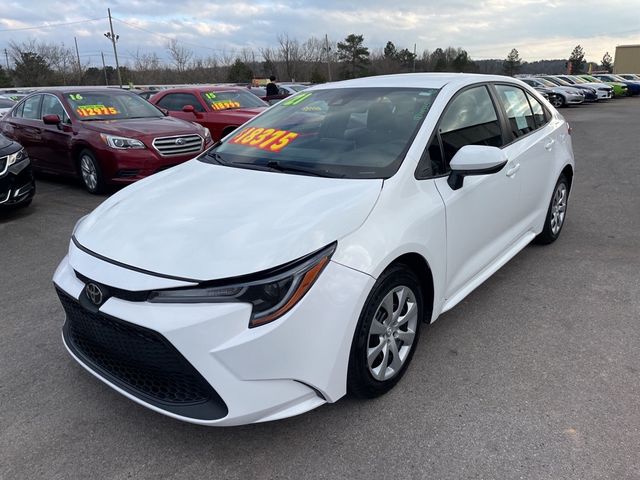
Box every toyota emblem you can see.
[175,138,186,145]
[85,283,103,306]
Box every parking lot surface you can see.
[1,98,639,480]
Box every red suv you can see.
[0,88,212,193]
[150,86,268,141]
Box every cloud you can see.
[0,0,638,67]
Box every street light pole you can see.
[105,8,122,88]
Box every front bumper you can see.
[0,158,35,206]
[53,242,374,426]
[565,94,585,105]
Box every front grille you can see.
[57,288,228,420]
[152,134,203,157]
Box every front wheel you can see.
[534,174,569,245]
[78,149,104,194]
[551,95,565,108]
[347,265,423,399]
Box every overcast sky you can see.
[1,0,638,67]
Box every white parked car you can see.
[278,83,309,95]
[54,73,575,426]
[0,98,15,118]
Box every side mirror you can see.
[182,105,196,114]
[447,145,508,190]
[43,114,61,125]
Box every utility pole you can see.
[413,43,417,72]
[101,52,109,85]
[105,8,122,87]
[3,48,9,70]
[325,34,332,81]
[74,37,82,85]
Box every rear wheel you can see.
[78,149,104,194]
[534,174,569,245]
[347,265,423,398]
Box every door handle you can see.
[506,163,520,177]
[544,139,555,151]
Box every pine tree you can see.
[503,48,522,76]
[336,34,370,79]
[568,45,586,74]
[601,52,613,73]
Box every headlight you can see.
[1,148,27,175]
[148,242,336,328]
[7,148,27,166]
[100,134,146,149]
[203,127,212,143]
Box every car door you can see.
[493,85,560,230]
[423,84,524,301]
[38,94,75,174]
[4,95,43,166]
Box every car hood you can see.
[0,133,18,153]
[74,160,383,281]
[81,116,203,138]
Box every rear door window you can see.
[494,85,536,139]
[19,95,42,120]
[525,91,549,128]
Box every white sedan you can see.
[53,73,574,426]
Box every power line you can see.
[112,17,239,55]
[0,17,105,33]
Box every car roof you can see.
[27,87,139,95]
[310,73,523,90]
[154,85,249,94]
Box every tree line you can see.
[0,34,614,89]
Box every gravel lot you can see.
[1,97,639,480]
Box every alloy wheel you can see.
[367,286,418,381]
[550,182,567,235]
[80,155,98,191]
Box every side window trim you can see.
[415,83,507,180]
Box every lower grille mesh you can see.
[57,288,227,420]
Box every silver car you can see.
[519,77,584,108]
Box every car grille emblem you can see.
[85,283,103,306]
[175,138,186,145]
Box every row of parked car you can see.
[0,73,636,209]
[0,83,315,204]
[517,73,640,108]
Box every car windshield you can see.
[205,87,439,179]
[201,90,266,110]
[546,77,570,86]
[569,76,588,84]
[64,91,164,120]
[0,99,15,107]
[610,75,628,82]
[535,78,557,87]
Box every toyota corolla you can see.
[54,73,574,426]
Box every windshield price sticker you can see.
[229,127,298,152]
[211,101,241,110]
[203,92,217,100]
[76,105,119,117]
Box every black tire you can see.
[534,174,569,245]
[347,265,424,399]
[78,149,104,194]
[552,95,565,108]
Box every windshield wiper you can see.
[262,160,344,178]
